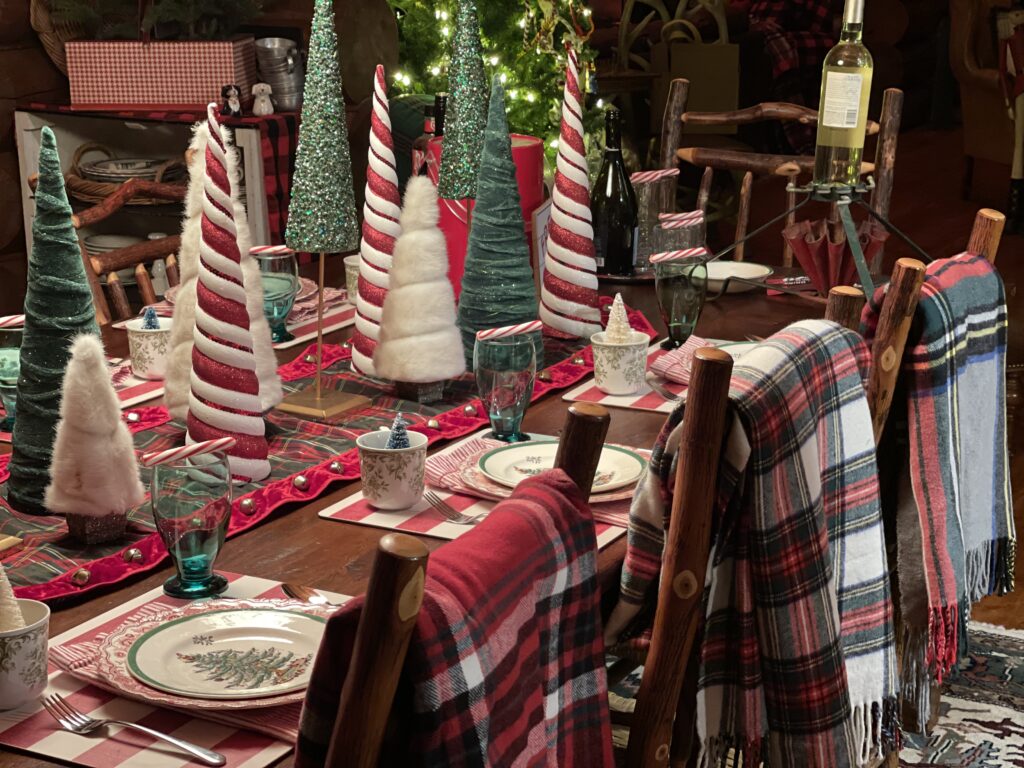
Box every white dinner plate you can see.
[477,441,646,493]
[705,261,774,293]
[126,607,326,700]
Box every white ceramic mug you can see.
[343,255,360,304]
[126,316,173,380]
[591,331,649,396]
[0,599,49,711]
[356,429,428,510]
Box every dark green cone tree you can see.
[457,78,540,364]
[8,127,99,514]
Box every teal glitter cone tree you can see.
[437,0,488,200]
[8,127,99,514]
[457,78,540,363]
[285,0,359,253]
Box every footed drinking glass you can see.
[473,335,537,443]
[254,250,299,343]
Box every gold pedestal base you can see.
[276,387,371,420]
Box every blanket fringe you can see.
[926,603,959,683]
[965,537,1016,603]
[698,735,765,768]
[899,625,933,733]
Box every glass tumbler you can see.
[151,453,233,599]
[473,335,537,443]
[254,250,299,343]
[655,257,709,350]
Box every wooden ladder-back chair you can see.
[27,172,186,325]
[323,403,612,768]
[656,78,903,265]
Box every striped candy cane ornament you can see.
[351,64,401,376]
[141,437,237,468]
[186,104,271,482]
[475,320,543,341]
[540,47,602,340]
[649,247,709,263]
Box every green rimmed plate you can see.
[126,607,326,700]
[477,441,646,493]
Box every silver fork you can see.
[41,693,226,766]
[424,490,485,526]
[644,373,681,403]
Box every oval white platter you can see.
[477,442,646,493]
[705,261,773,293]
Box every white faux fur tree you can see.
[45,335,145,542]
[0,565,24,631]
[164,118,282,419]
[374,177,465,384]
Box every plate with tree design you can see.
[125,604,327,700]
[477,442,646,493]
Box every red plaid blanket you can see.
[296,470,614,767]
[862,252,1014,724]
[608,320,897,767]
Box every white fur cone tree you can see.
[374,177,465,383]
[0,565,24,631]
[164,119,282,419]
[44,335,145,519]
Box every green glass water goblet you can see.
[473,335,537,443]
[151,452,233,599]
[254,250,300,343]
[654,257,709,350]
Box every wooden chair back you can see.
[324,403,612,768]
[657,78,903,265]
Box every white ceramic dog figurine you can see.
[252,83,274,116]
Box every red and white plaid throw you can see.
[297,470,615,767]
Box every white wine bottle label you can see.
[821,72,863,129]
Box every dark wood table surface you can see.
[4,266,824,767]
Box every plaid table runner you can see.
[0,572,349,767]
[607,321,897,768]
[299,471,616,767]
[4,299,653,601]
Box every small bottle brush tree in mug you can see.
[374,176,465,401]
[386,413,411,449]
[0,565,25,631]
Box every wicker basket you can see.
[65,143,186,206]
[30,0,85,76]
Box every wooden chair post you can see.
[870,89,904,225]
[325,533,429,768]
[554,403,611,493]
[657,79,690,214]
[866,258,926,442]
[733,171,753,262]
[696,167,713,213]
[135,264,158,307]
[626,348,734,768]
[76,234,111,326]
[825,286,866,331]
[967,208,1006,263]
[165,254,181,287]
[783,171,798,266]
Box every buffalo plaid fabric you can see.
[862,252,1015,724]
[749,0,836,153]
[296,470,615,767]
[607,320,897,767]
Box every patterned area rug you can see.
[608,622,1024,766]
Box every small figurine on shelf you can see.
[252,83,275,116]
[45,335,145,544]
[221,84,242,117]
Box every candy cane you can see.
[0,315,25,329]
[649,247,709,263]
[475,320,543,341]
[630,168,680,184]
[659,211,705,223]
[249,245,295,255]
[141,437,237,467]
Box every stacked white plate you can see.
[84,234,144,285]
[80,157,185,184]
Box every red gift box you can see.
[427,134,545,298]
[65,36,258,111]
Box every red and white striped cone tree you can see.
[351,64,401,376]
[540,47,602,339]
[186,105,271,482]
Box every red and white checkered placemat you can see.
[319,432,626,548]
[0,573,349,768]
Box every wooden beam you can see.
[682,102,880,135]
[90,235,183,274]
[677,147,874,177]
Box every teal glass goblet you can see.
[254,250,299,343]
[654,257,709,350]
[151,453,232,599]
[473,335,537,443]
[0,332,22,432]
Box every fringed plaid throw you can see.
[607,320,897,767]
[296,470,615,768]
[862,252,1015,723]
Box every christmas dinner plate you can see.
[477,442,646,493]
[121,600,328,700]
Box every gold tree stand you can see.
[277,252,370,420]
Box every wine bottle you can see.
[813,0,873,188]
[412,103,435,176]
[592,109,638,277]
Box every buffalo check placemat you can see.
[0,572,350,768]
[319,431,627,548]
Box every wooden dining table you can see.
[3,266,825,768]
